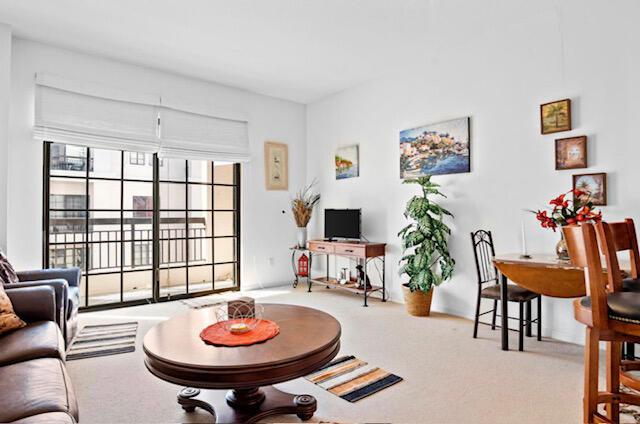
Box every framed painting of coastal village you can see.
[573,172,607,206]
[399,117,470,178]
[555,136,587,170]
[540,98,571,134]
[335,145,359,180]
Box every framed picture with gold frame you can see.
[540,98,572,135]
[264,141,288,190]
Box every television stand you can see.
[307,240,386,307]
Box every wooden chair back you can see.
[470,230,497,286]
[599,218,640,280]
[595,221,625,293]
[563,224,610,329]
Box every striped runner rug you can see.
[305,355,403,402]
[179,297,224,309]
[67,322,138,360]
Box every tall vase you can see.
[556,231,569,261]
[297,227,307,249]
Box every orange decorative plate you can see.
[200,319,280,347]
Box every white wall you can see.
[306,0,640,344]
[0,24,11,252]
[7,38,306,289]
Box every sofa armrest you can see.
[17,268,81,287]
[4,280,67,329]
[5,285,57,323]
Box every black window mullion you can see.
[211,162,216,290]
[43,142,51,269]
[234,163,241,289]
[152,154,160,301]
[84,146,90,307]
[120,150,125,303]
[185,160,189,294]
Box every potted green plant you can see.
[398,176,455,316]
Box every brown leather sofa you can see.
[5,267,81,346]
[0,285,79,423]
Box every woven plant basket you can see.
[402,284,434,317]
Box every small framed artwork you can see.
[335,145,359,180]
[573,172,607,206]
[540,98,571,134]
[264,141,288,190]
[555,136,587,170]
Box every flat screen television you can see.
[324,209,361,240]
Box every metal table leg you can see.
[525,300,532,337]
[325,254,330,288]
[363,259,369,307]
[291,251,298,288]
[382,255,386,302]
[500,272,509,351]
[307,253,313,292]
[308,252,313,291]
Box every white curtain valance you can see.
[34,74,251,162]
[34,75,161,153]
[158,108,250,162]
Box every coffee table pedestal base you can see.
[178,386,317,423]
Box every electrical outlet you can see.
[268,257,274,266]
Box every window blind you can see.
[34,74,161,153]
[34,74,251,162]
[158,107,250,162]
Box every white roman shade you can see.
[34,74,251,162]
[158,107,250,162]
[34,74,161,153]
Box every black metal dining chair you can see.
[470,229,542,351]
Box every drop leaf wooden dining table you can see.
[492,254,629,351]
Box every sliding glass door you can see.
[157,158,240,298]
[44,142,241,310]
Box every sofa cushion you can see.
[67,286,79,320]
[0,321,65,366]
[10,412,76,424]
[0,251,19,284]
[0,358,79,423]
[0,284,26,335]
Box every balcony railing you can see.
[51,155,94,172]
[49,217,210,271]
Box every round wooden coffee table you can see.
[143,303,341,423]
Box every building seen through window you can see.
[44,142,240,309]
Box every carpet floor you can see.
[69,284,594,423]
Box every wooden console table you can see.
[307,240,386,307]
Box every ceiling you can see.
[0,0,540,103]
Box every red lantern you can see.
[297,253,309,277]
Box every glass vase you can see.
[556,231,570,261]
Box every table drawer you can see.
[308,241,334,254]
[335,245,365,257]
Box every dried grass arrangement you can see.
[291,182,320,228]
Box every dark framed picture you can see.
[540,98,571,134]
[573,172,607,206]
[555,136,587,170]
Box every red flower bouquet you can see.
[534,189,602,231]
